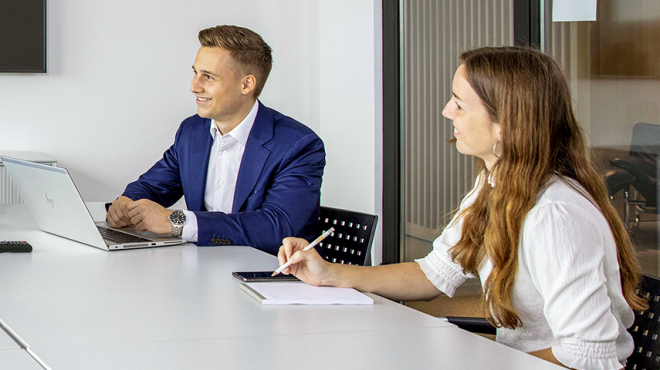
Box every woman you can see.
[276,47,647,370]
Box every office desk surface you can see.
[35,326,561,370]
[0,203,562,369]
[0,245,453,348]
[0,350,42,370]
[0,327,19,350]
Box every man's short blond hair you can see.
[198,25,272,98]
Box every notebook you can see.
[1,156,186,251]
[240,282,374,305]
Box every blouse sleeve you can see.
[521,201,625,370]
[415,175,482,297]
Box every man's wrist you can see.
[168,210,186,237]
[180,210,198,242]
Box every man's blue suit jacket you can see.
[121,101,326,255]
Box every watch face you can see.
[170,211,186,224]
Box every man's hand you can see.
[106,196,133,227]
[126,199,174,235]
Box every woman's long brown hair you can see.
[449,47,647,328]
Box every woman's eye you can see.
[455,101,462,110]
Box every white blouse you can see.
[416,174,635,370]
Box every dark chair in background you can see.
[317,206,378,266]
[603,122,660,230]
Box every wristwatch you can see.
[168,210,186,237]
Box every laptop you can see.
[1,156,186,251]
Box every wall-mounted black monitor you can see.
[0,0,46,73]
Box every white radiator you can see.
[0,152,57,204]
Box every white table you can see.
[0,203,562,369]
[0,290,42,370]
[0,327,19,350]
[0,350,43,370]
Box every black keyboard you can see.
[97,227,152,244]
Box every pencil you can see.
[272,227,335,276]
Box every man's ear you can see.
[242,75,257,96]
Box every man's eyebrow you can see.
[192,66,219,77]
[452,92,462,101]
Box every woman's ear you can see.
[493,122,503,143]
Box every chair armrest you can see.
[610,156,658,206]
[443,316,496,335]
[610,156,655,180]
[602,166,635,196]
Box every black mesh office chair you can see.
[603,122,660,230]
[317,206,378,266]
[444,275,658,369]
[627,274,660,370]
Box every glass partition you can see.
[400,0,514,263]
[543,0,660,277]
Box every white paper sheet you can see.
[241,282,374,305]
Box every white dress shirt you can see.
[180,100,259,242]
[416,173,635,370]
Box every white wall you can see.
[317,0,383,264]
[0,0,383,263]
[0,0,319,199]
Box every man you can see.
[106,25,325,255]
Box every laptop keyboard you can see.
[97,227,152,244]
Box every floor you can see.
[404,280,496,340]
[405,280,482,316]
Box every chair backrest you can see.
[630,123,660,158]
[627,274,660,370]
[317,206,378,266]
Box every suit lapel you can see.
[188,118,213,211]
[232,102,273,212]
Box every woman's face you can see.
[442,65,502,170]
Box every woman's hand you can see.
[276,238,442,301]
[276,237,333,286]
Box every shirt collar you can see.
[209,100,260,147]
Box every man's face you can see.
[190,47,246,123]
